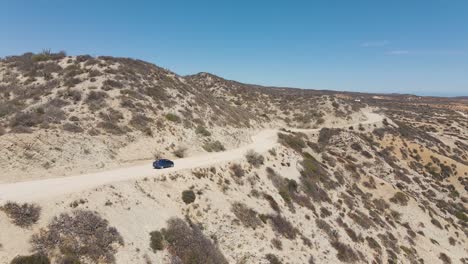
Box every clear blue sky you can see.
[1,0,467,96]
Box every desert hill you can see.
[0,51,466,264]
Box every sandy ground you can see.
[0,112,383,204]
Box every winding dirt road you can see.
[0,112,383,203]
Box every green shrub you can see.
[165,113,181,123]
[203,141,225,152]
[150,231,164,251]
[182,190,196,204]
[1,202,41,228]
[195,126,211,136]
[10,254,50,264]
[277,133,305,152]
[455,211,468,222]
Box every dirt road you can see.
[0,112,383,203]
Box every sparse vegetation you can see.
[0,53,467,264]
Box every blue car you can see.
[153,159,174,169]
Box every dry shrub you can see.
[173,146,187,158]
[271,238,282,250]
[265,253,283,264]
[58,89,82,102]
[245,150,264,168]
[268,214,298,239]
[98,121,127,135]
[165,113,181,123]
[318,128,341,147]
[203,141,225,152]
[231,202,263,229]
[315,219,338,241]
[389,192,409,206]
[31,210,124,263]
[263,194,281,212]
[301,155,337,190]
[347,210,374,230]
[331,241,359,263]
[62,122,83,133]
[129,114,153,135]
[163,218,228,264]
[85,90,108,110]
[230,163,245,177]
[10,254,50,264]
[431,218,443,229]
[103,79,123,89]
[1,202,41,228]
[366,236,382,253]
[439,253,452,264]
[372,198,389,212]
[149,231,164,251]
[301,178,331,203]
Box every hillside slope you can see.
[0,52,366,182]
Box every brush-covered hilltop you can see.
[0,52,466,264]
